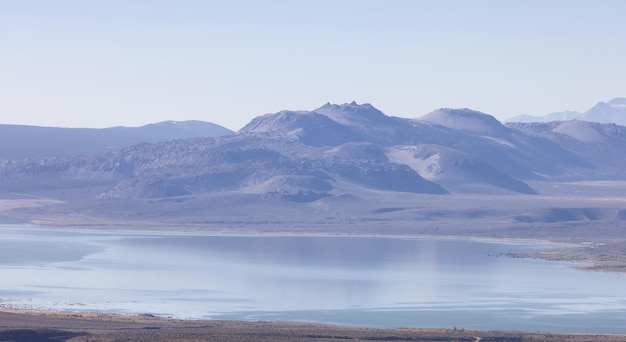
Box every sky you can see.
[2,1,626,131]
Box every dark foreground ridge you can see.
[1,309,625,342]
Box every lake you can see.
[1,225,625,333]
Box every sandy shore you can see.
[2,308,626,342]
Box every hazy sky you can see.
[2,1,625,130]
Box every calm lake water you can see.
[1,225,625,333]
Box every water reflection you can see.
[0,226,625,333]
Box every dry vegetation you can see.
[520,241,626,273]
[1,309,626,342]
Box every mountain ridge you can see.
[506,97,626,125]
[3,101,625,200]
[2,101,626,229]
[0,120,233,160]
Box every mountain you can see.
[580,98,626,125]
[418,108,509,136]
[506,97,626,125]
[386,144,536,194]
[0,120,233,160]
[239,110,356,146]
[507,111,582,123]
[2,102,626,229]
[506,120,626,179]
[240,102,414,146]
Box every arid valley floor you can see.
[2,308,626,342]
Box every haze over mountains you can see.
[507,97,626,125]
[1,100,626,230]
[0,120,233,159]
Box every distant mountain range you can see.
[507,98,626,125]
[2,101,626,202]
[0,120,233,160]
[3,100,626,228]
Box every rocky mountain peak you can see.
[313,102,391,125]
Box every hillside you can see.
[0,120,233,160]
[1,102,626,232]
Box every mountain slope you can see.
[506,111,582,123]
[387,145,536,194]
[0,131,448,203]
[506,120,626,180]
[580,98,626,125]
[418,108,509,136]
[2,101,626,210]
[3,101,626,230]
[239,110,357,146]
[240,102,421,146]
[506,97,626,125]
[0,120,233,160]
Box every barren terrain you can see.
[1,309,626,342]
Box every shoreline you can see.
[4,221,567,244]
[2,308,626,342]
[2,223,626,338]
[6,222,624,274]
